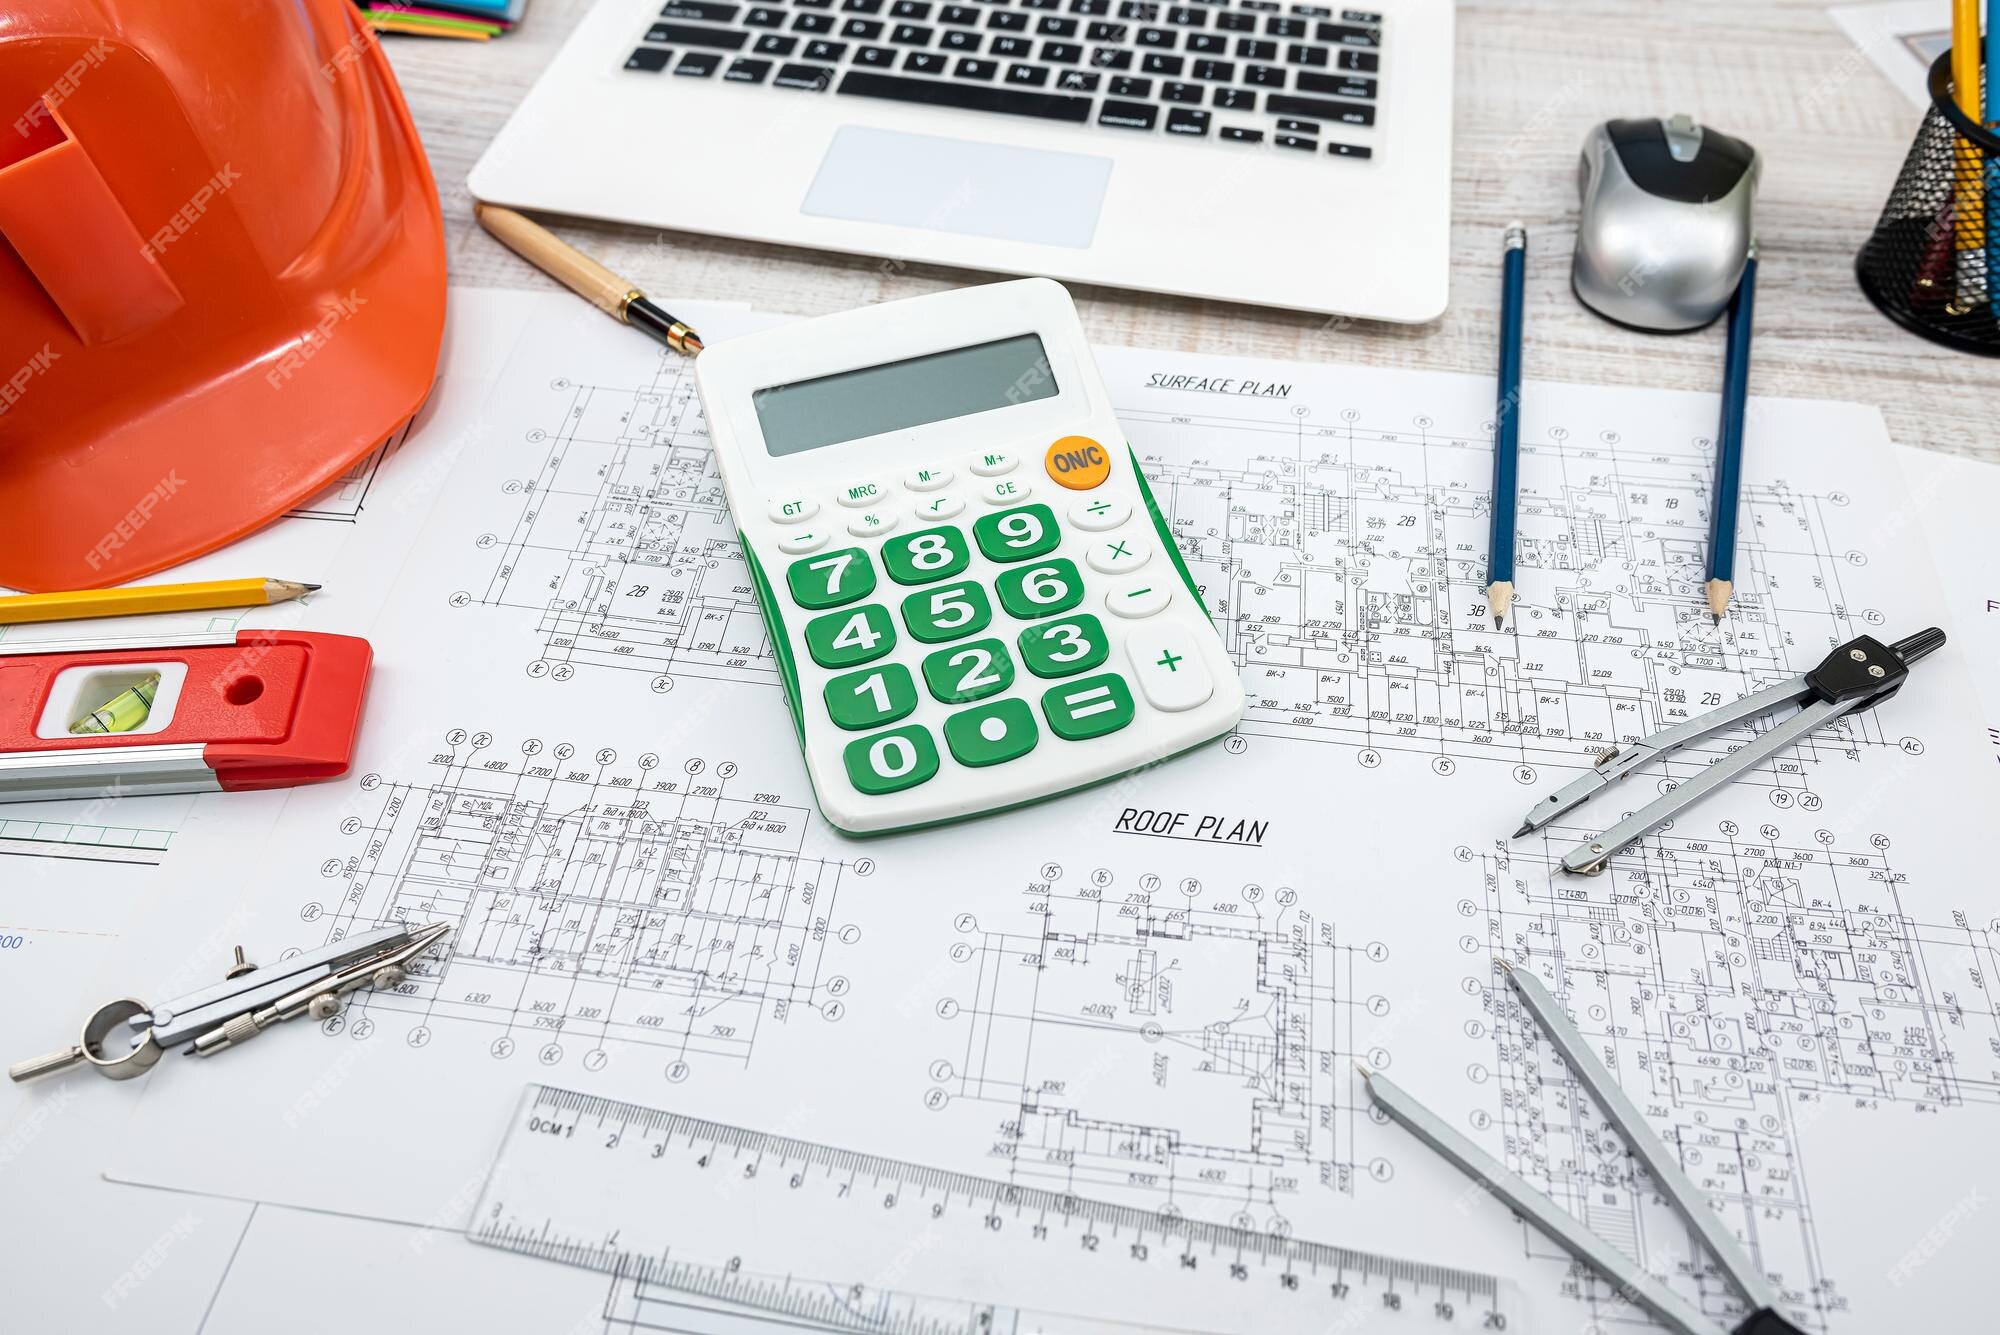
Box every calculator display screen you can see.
[753,334,1057,456]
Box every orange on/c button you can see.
[1044,435,1112,490]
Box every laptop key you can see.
[1166,5,1206,24]
[1245,63,1284,86]
[991,35,1033,56]
[1117,0,1159,17]
[1235,38,1276,59]
[1036,15,1078,34]
[758,33,800,55]
[837,69,1093,120]
[1328,140,1373,158]
[1071,0,1110,12]
[650,21,750,47]
[1136,26,1175,46]
[744,7,785,25]
[1275,131,1317,150]
[1296,70,1374,99]
[792,11,834,28]
[955,56,999,77]
[1287,43,1328,67]
[1161,80,1200,102]
[891,22,934,42]
[774,62,835,88]
[1266,91,1373,124]
[1338,47,1377,71]
[854,43,896,64]
[625,47,673,71]
[675,51,722,74]
[1276,116,1317,134]
[1219,124,1263,142]
[1217,10,1254,29]
[1191,59,1233,80]
[1096,98,1157,129]
[1211,85,1253,109]
[988,10,1028,28]
[842,17,884,37]
[940,3,980,20]
[1090,46,1133,68]
[726,57,774,81]
[1186,32,1224,52]
[941,27,981,49]
[1108,74,1151,96]
[1055,67,1100,90]
[1265,16,1304,35]
[660,0,739,20]
[904,50,948,71]
[1006,62,1051,85]
[1317,20,1377,44]
[1139,52,1183,74]
[1165,105,1211,135]
[1342,7,1382,21]
[1086,20,1126,39]
[891,0,931,14]
[1040,41,1082,62]
[804,38,848,59]
[842,0,884,11]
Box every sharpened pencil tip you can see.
[1711,613,1721,626]
[1512,823,1532,838]
[302,583,322,592]
[1493,616,1504,631]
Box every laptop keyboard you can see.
[624,0,1382,159]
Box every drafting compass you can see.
[1365,961,1803,1335]
[1514,628,1946,874]
[8,921,452,1083]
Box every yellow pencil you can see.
[0,578,319,626]
[1951,0,1985,308]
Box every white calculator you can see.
[696,279,1243,834]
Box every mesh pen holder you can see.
[1856,50,2000,356]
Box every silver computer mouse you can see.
[1572,114,1761,332]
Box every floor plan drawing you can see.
[1469,823,2000,1331]
[929,861,1390,1233]
[460,355,777,692]
[1122,395,1916,801]
[308,731,859,1080]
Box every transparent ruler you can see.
[470,1085,1524,1335]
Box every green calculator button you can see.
[882,526,971,585]
[1041,673,1136,741]
[901,580,992,644]
[943,698,1039,768]
[922,638,1015,703]
[786,547,875,609]
[842,725,940,795]
[803,603,896,668]
[1017,614,1109,678]
[973,504,1061,563]
[823,663,918,731]
[995,558,1085,620]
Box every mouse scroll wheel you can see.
[1663,114,1703,163]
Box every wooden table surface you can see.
[383,0,1997,463]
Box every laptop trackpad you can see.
[801,126,1111,250]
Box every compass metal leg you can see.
[1560,698,1849,873]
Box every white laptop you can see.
[471,0,1454,320]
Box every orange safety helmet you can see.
[0,0,446,591]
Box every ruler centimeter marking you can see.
[471,1085,1517,1335]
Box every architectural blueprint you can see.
[13,301,1988,1334]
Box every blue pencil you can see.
[1705,244,1758,626]
[1486,222,1527,630]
